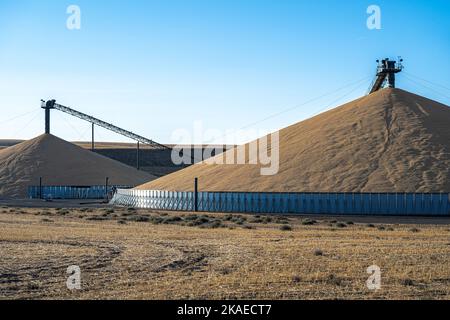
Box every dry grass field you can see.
[0,205,449,300]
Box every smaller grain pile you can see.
[0,134,155,198]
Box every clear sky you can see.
[0,0,449,144]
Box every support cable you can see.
[54,112,87,140]
[0,109,40,126]
[237,75,372,131]
[310,78,373,117]
[12,110,41,137]
[211,75,372,145]
[402,74,450,101]
[403,71,450,92]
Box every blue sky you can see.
[0,0,449,144]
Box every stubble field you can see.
[0,205,449,300]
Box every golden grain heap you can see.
[0,134,155,198]
[138,88,450,193]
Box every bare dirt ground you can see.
[0,205,449,300]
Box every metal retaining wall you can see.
[28,185,131,200]
[111,190,450,216]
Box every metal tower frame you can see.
[368,58,404,94]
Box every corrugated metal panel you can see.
[28,185,131,200]
[109,190,450,216]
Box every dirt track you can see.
[1,206,449,300]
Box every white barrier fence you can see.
[110,189,450,216]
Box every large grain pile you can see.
[137,88,450,193]
[0,134,155,198]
